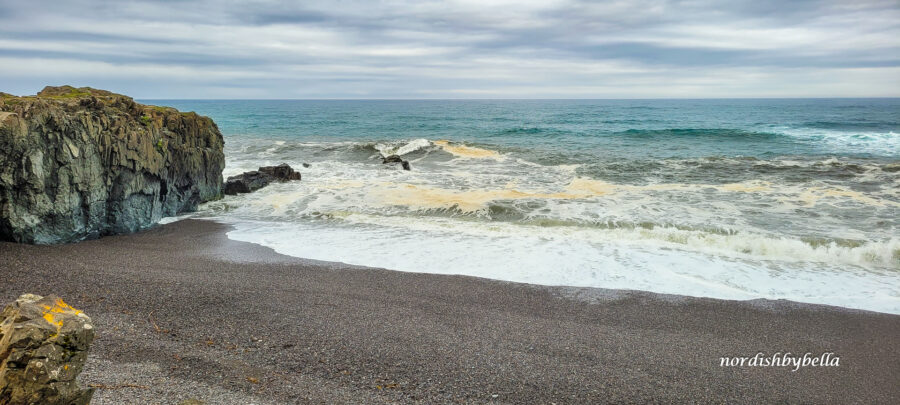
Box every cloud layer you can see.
[1,0,898,98]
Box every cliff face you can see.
[0,86,225,244]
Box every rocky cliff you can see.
[0,86,225,244]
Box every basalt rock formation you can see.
[223,171,272,195]
[258,163,302,181]
[0,86,225,244]
[0,294,95,405]
[223,163,302,195]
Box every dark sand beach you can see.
[1,219,897,404]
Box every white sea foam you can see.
[374,138,433,157]
[221,218,900,314]
[769,126,900,156]
[201,137,900,314]
[158,214,194,224]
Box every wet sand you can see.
[1,219,897,404]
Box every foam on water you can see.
[433,140,503,159]
[768,126,900,156]
[375,138,433,157]
[205,178,899,269]
[221,217,900,314]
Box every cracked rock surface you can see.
[0,86,225,244]
[0,294,95,405]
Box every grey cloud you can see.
[0,0,897,98]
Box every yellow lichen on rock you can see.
[40,298,82,330]
[0,294,95,404]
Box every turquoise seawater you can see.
[155,98,899,157]
[147,99,900,313]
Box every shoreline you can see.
[219,215,899,316]
[1,219,898,403]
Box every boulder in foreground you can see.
[0,86,226,244]
[0,294,94,405]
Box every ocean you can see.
[147,99,899,314]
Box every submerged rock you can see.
[381,155,411,170]
[0,86,225,244]
[223,163,302,195]
[0,294,95,405]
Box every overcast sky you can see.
[1,0,898,98]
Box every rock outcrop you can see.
[223,163,301,195]
[258,163,301,181]
[0,86,225,244]
[223,171,272,195]
[381,155,411,170]
[0,294,94,405]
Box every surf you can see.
[161,98,900,315]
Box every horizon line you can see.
[135,96,900,101]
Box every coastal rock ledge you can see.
[0,86,225,244]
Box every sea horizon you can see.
[138,97,900,101]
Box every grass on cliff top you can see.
[41,87,94,99]
[143,105,200,121]
[36,85,120,99]
[145,105,197,116]
[1,93,21,105]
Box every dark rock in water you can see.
[302,163,311,168]
[382,155,411,170]
[0,86,225,244]
[258,163,301,181]
[224,171,272,195]
[0,294,95,405]
[224,163,302,195]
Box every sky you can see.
[0,0,898,99]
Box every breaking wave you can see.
[203,138,899,274]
